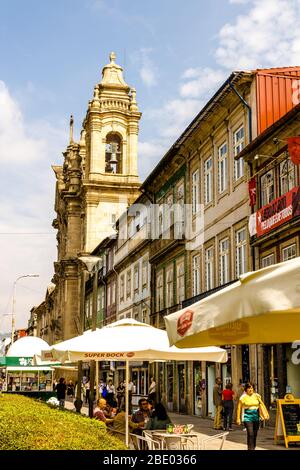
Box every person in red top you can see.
[222,383,235,431]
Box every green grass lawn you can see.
[0,393,127,450]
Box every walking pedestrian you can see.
[55,377,67,409]
[236,382,268,450]
[222,383,235,430]
[213,377,223,430]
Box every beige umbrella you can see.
[165,257,300,348]
[42,319,227,446]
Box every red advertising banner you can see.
[256,186,300,237]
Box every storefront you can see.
[6,366,53,392]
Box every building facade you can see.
[239,103,300,407]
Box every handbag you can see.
[256,394,270,421]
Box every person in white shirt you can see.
[148,377,156,403]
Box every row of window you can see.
[192,227,247,296]
[119,261,149,302]
[261,243,297,268]
[156,261,185,312]
[192,125,245,212]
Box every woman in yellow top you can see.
[236,382,262,450]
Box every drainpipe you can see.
[226,80,252,142]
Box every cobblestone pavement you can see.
[64,399,300,451]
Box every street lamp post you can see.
[11,275,39,344]
[78,256,102,418]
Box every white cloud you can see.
[0,82,66,332]
[138,141,167,179]
[0,81,45,163]
[216,0,300,69]
[229,0,250,4]
[132,48,158,87]
[180,67,226,99]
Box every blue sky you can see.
[1,0,300,334]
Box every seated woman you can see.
[145,402,172,430]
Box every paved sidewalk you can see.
[64,399,298,451]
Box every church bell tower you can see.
[82,52,141,252]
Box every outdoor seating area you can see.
[128,428,230,450]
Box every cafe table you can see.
[149,430,199,450]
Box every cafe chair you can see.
[129,433,161,450]
[199,431,229,450]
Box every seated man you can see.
[131,398,151,435]
[93,398,114,425]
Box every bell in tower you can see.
[105,134,122,173]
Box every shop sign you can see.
[2,356,33,366]
[256,185,300,237]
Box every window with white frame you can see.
[261,170,274,206]
[218,143,228,193]
[234,126,245,180]
[204,157,212,204]
[166,268,174,307]
[126,270,131,299]
[280,159,296,195]
[282,244,296,261]
[261,253,275,268]
[134,265,139,291]
[142,261,148,287]
[192,254,201,296]
[236,228,247,276]
[205,247,214,291]
[176,262,185,303]
[120,274,125,302]
[156,273,164,311]
[219,238,229,285]
[192,169,200,214]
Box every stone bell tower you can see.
[50,53,142,340]
[82,52,141,252]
